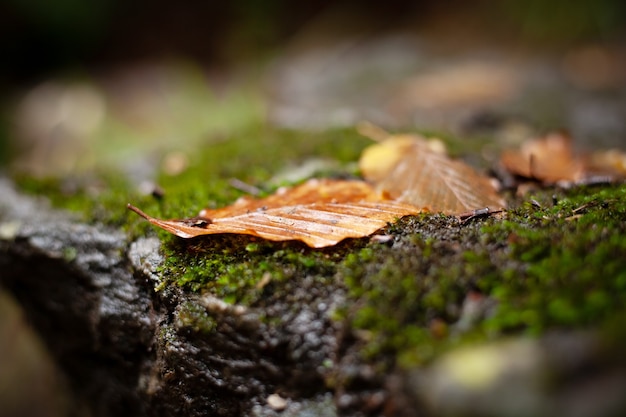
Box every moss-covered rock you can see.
[4,126,626,417]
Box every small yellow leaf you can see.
[359,135,418,182]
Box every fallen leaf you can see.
[500,132,626,186]
[585,148,626,179]
[391,62,518,110]
[128,178,421,248]
[359,134,506,214]
[500,132,585,183]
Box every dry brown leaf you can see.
[128,178,421,248]
[500,132,626,186]
[500,132,585,183]
[359,134,506,214]
[585,149,626,179]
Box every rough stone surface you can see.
[0,177,341,417]
[0,178,154,416]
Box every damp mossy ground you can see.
[338,183,626,369]
[12,127,626,372]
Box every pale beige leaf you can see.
[128,179,421,248]
[359,135,505,214]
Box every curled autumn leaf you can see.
[128,179,421,248]
[359,133,506,214]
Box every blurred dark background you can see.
[2,0,625,86]
[4,0,409,85]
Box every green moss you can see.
[339,184,626,369]
[339,215,475,363]
[158,233,355,306]
[478,185,626,335]
[15,172,135,226]
[62,246,78,262]
[176,301,218,334]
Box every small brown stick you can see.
[572,203,592,214]
[127,203,211,227]
[528,153,537,180]
[565,214,583,222]
[458,207,502,224]
[127,203,151,220]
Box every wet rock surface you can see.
[0,178,153,416]
[0,177,343,417]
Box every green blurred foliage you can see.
[499,0,626,42]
